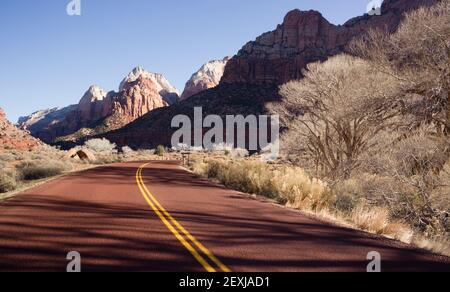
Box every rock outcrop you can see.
[221,0,439,85]
[103,83,280,149]
[100,0,440,149]
[77,85,108,124]
[0,107,41,150]
[108,75,169,124]
[181,57,231,100]
[120,66,179,104]
[19,67,179,144]
[18,106,76,132]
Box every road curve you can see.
[0,161,448,272]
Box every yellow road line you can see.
[138,165,231,273]
[136,163,230,272]
[136,167,215,272]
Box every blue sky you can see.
[0,0,373,122]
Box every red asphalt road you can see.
[0,161,448,272]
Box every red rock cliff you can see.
[221,0,439,85]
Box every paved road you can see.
[0,161,448,272]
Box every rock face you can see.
[18,106,76,132]
[104,83,280,149]
[77,85,108,124]
[19,67,179,143]
[221,0,439,85]
[17,106,78,143]
[120,66,179,104]
[100,0,440,149]
[181,57,231,100]
[0,108,41,150]
[108,75,169,124]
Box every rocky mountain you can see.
[99,0,440,149]
[19,67,179,144]
[18,106,75,132]
[104,83,280,149]
[120,66,180,104]
[180,57,231,101]
[0,107,41,150]
[221,0,439,85]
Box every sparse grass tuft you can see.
[351,204,390,235]
[0,170,18,193]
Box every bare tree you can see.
[272,55,399,179]
[351,1,450,134]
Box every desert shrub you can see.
[433,159,450,214]
[0,170,17,193]
[351,204,390,235]
[155,145,166,156]
[271,55,399,179]
[17,160,67,181]
[84,138,117,154]
[203,160,276,199]
[121,146,134,155]
[333,193,357,214]
[272,166,331,209]
[94,155,123,164]
[196,158,330,209]
[351,1,450,134]
[388,130,449,177]
[381,131,448,234]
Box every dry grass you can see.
[351,205,390,235]
[0,146,80,197]
[17,160,68,181]
[0,141,162,199]
[190,154,449,256]
[0,170,17,193]
[196,158,331,206]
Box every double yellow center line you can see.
[136,163,230,272]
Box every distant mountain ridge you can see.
[18,67,180,143]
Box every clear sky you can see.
[0,0,374,122]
